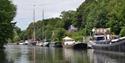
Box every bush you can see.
[119,27,125,37]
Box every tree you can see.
[12,26,21,42]
[0,0,16,48]
[60,10,77,30]
[119,27,125,37]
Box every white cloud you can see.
[12,0,85,30]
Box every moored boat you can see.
[42,41,49,47]
[49,42,62,47]
[73,43,87,50]
[62,36,88,49]
[62,36,75,48]
[89,28,125,52]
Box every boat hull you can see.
[63,45,74,48]
[63,43,88,49]
[91,39,125,52]
[73,43,87,49]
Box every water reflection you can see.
[63,48,89,63]
[1,45,125,63]
[0,50,14,63]
[88,49,125,63]
[4,45,90,63]
[33,47,64,63]
[5,45,30,63]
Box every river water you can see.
[0,45,125,63]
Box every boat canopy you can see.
[63,36,74,41]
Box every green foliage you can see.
[77,0,125,35]
[119,27,125,37]
[12,26,22,42]
[68,31,83,41]
[0,0,16,48]
[23,18,65,42]
[61,10,77,30]
[53,28,66,41]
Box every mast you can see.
[33,5,36,41]
[32,5,36,63]
[42,9,44,21]
[42,9,46,41]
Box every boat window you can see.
[95,37,105,41]
[113,36,119,39]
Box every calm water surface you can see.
[0,45,125,63]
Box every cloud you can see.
[12,0,85,30]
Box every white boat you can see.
[62,36,75,48]
[89,28,125,52]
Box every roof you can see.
[63,36,74,40]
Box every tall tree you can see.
[0,0,16,48]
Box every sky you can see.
[12,0,85,30]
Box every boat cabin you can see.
[91,28,120,44]
[93,35,105,41]
[63,36,75,46]
[91,28,112,44]
[91,35,111,44]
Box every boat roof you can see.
[63,36,74,40]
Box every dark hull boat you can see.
[90,37,125,52]
[73,43,87,50]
